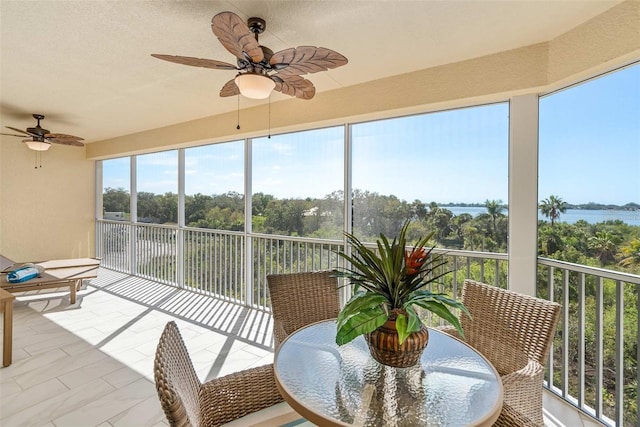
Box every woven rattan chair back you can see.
[154,322,285,427]
[460,279,561,371]
[267,271,340,347]
[154,321,202,427]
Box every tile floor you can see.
[1,268,277,427]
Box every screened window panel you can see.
[136,150,178,224]
[252,127,344,238]
[184,141,244,231]
[351,103,509,252]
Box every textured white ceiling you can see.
[0,0,622,143]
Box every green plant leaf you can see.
[336,306,387,345]
[412,299,465,338]
[336,292,387,329]
[429,293,472,319]
[406,290,470,317]
[404,305,422,333]
[395,307,423,344]
[396,313,409,344]
[336,290,364,325]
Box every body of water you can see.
[440,206,640,226]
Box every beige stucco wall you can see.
[548,0,640,88]
[1,0,638,261]
[0,139,95,261]
[0,141,3,257]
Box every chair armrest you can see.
[501,358,543,388]
[435,325,463,340]
[492,403,538,427]
[199,364,284,427]
[273,320,289,348]
[501,359,545,426]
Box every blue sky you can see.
[104,62,639,206]
[350,103,508,204]
[539,63,640,205]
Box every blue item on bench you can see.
[7,265,41,283]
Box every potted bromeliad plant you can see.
[333,220,469,367]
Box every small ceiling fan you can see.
[1,114,84,151]
[152,11,348,100]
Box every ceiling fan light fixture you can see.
[235,73,275,99]
[24,139,51,151]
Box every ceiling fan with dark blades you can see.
[1,114,84,151]
[152,11,348,100]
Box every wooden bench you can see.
[0,257,100,305]
[0,287,15,366]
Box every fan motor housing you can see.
[27,114,48,137]
[27,126,49,137]
[247,17,266,34]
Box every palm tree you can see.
[588,231,617,265]
[539,195,567,227]
[539,227,564,255]
[485,199,505,237]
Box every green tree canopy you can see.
[103,187,129,212]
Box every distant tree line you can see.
[102,188,640,272]
[102,187,512,251]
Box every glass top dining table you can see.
[274,320,503,427]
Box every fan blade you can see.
[212,12,263,63]
[47,138,85,147]
[272,74,316,100]
[1,132,28,138]
[151,54,238,70]
[45,133,84,141]
[270,46,348,76]
[5,126,33,136]
[220,79,240,97]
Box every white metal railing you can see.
[96,220,131,273]
[95,220,508,309]
[183,227,245,303]
[251,233,345,309]
[538,257,639,427]
[95,220,638,426]
[135,223,178,285]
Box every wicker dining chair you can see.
[439,280,561,426]
[154,321,284,427]
[493,403,538,427]
[267,271,340,348]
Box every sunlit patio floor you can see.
[0,268,276,427]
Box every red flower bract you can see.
[405,247,428,275]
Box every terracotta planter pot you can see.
[365,318,429,368]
